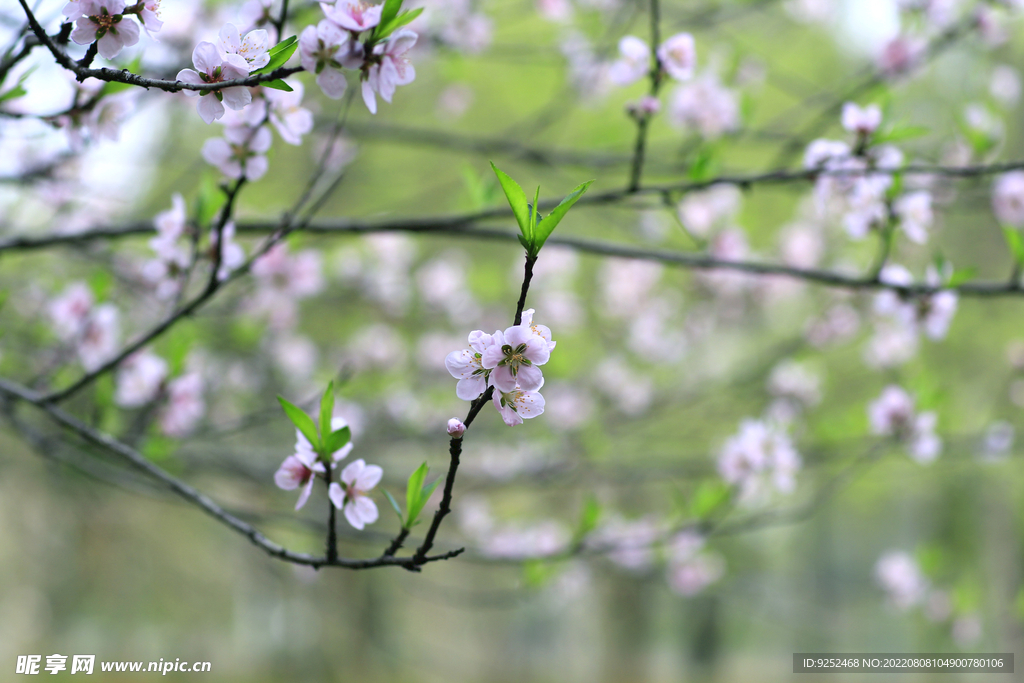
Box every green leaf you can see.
[277,396,320,450]
[196,174,226,227]
[383,490,404,523]
[874,124,929,145]
[261,78,293,92]
[687,144,719,181]
[0,84,26,103]
[533,180,593,253]
[375,0,404,38]
[1003,227,1024,264]
[375,7,424,41]
[490,162,532,241]
[319,381,335,443]
[88,270,113,301]
[405,462,429,527]
[946,267,975,287]
[690,480,731,519]
[325,426,351,455]
[530,186,540,235]
[251,36,297,76]
[574,495,601,540]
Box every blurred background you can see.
[2,0,1024,679]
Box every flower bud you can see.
[447,418,466,438]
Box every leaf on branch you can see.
[1003,226,1024,265]
[278,395,320,449]
[383,490,404,523]
[874,124,930,144]
[533,179,593,253]
[574,494,601,541]
[690,480,731,519]
[319,382,335,440]
[252,36,298,76]
[261,79,293,92]
[404,462,439,528]
[375,7,424,41]
[490,162,532,243]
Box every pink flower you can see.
[49,283,94,340]
[211,221,246,280]
[492,382,546,426]
[299,20,361,99]
[274,451,326,510]
[445,330,500,400]
[868,385,941,463]
[176,42,252,124]
[608,35,650,86]
[159,372,205,437]
[201,124,272,180]
[217,23,270,71]
[993,171,1024,226]
[115,350,168,407]
[657,33,696,81]
[875,551,927,611]
[138,0,163,33]
[894,191,933,244]
[320,0,383,32]
[481,323,551,393]
[77,304,120,371]
[328,459,383,529]
[265,82,315,145]
[70,0,140,60]
[668,74,739,139]
[447,418,466,438]
[361,30,418,115]
[841,102,882,136]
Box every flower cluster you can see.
[48,282,120,372]
[299,0,419,113]
[445,309,554,426]
[717,418,801,504]
[608,33,696,87]
[65,0,150,60]
[805,103,935,244]
[868,385,941,463]
[273,415,384,529]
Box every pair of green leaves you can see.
[490,162,593,258]
[252,36,298,92]
[277,381,351,460]
[370,0,424,45]
[383,462,441,530]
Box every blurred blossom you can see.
[537,0,573,21]
[595,357,654,415]
[416,252,479,322]
[560,32,612,102]
[436,83,474,119]
[314,135,358,173]
[627,297,687,363]
[893,191,933,244]
[868,385,941,463]
[924,589,953,622]
[697,228,752,297]
[417,332,465,372]
[349,323,407,371]
[841,102,882,136]
[478,521,569,560]
[270,334,318,380]
[589,515,664,572]
[979,421,1014,461]
[992,171,1024,226]
[990,65,1021,107]
[666,533,724,597]
[767,360,821,414]
[657,33,696,82]
[176,43,251,124]
[201,124,272,180]
[876,35,924,77]
[600,258,662,318]
[249,244,324,329]
[874,551,928,611]
[608,36,650,87]
[963,103,1003,145]
[238,0,276,35]
[48,283,94,341]
[668,74,739,139]
[677,185,741,238]
[159,372,205,437]
[264,83,315,146]
[77,304,120,372]
[541,382,594,431]
[535,290,583,331]
[951,614,983,648]
[864,321,919,369]
[115,350,168,408]
[422,0,492,54]
[717,418,801,504]
[779,222,824,269]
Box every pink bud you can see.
[447,418,466,438]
